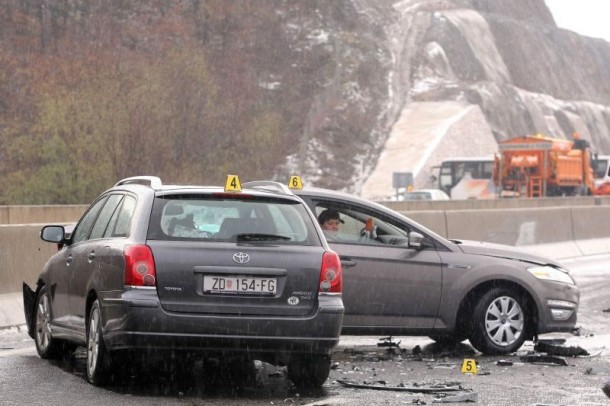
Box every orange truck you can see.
[492,134,595,197]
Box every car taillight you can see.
[124,245,157,287]
[319,251,342,294]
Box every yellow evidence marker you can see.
[288,175,303,189]
[461,358,478,374]
[224,175,242,192]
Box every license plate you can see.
[203,276,277,295]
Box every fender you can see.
[437,255,544,330]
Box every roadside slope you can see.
[361,101,497,200]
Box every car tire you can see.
[86,299,112,386]
[287,355,331,389]
[468,288,529,355]
[34,286,65,359]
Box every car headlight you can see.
[527,266,575,285]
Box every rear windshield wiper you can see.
[235,233,291,242]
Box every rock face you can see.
[3,0,608,201]
[280,0,610,199]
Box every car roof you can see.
[107,177,303,202]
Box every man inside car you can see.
[318,208,343,239]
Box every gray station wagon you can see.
[23,177,344,388]
[292,186,580,355]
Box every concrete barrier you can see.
[0,292,25,330]
[402,206,591,260]
[3,197,610,226]
[3,206,609,296]
[405,210,448,237]
[1,203,610,329]
[570,206,610,256]
[571,206,610,240]
[0,205,87,225]
[383,195,610,212]
[445,207,574,246]
[0,225,59,294]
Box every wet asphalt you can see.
[1,255,608,405]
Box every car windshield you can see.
[147,194,318,245]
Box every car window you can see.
[104,195,136,238]
[267,204,309,238]
[90,194,124,240]
[72,197,108,244]
[147,195,319,245]
[314,202,409,246]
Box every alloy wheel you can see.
[484,295,524,347]
[36,294,52,351]
[87,307,100,377]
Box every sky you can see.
[545,0,610,42]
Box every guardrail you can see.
[2,199,610,295]
[381,195,610,212]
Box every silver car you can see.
[23,177,344,388]
[294,186,579,355]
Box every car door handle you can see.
[88,252,96,262]
[340,257,357,268]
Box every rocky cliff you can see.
[2,0,609,202]
[277,0,610,199]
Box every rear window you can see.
[147,194,319,245]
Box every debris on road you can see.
[496,360,513,366]
[603,379,610,399]
[534,339,589,357]
[336,379,464,393]
[377,336,401,350]
[432,392,478,403]
[340,348,395,363]
[569,326,596,338]
[519,354,569,366]
[432,362,457,369]
[584,367,610,375]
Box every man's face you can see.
[321,219,341,232]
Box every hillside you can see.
[1,0,609,203]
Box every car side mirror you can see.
[41,225,66,244]
[40,226,68,250]
[408,231,424,249]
